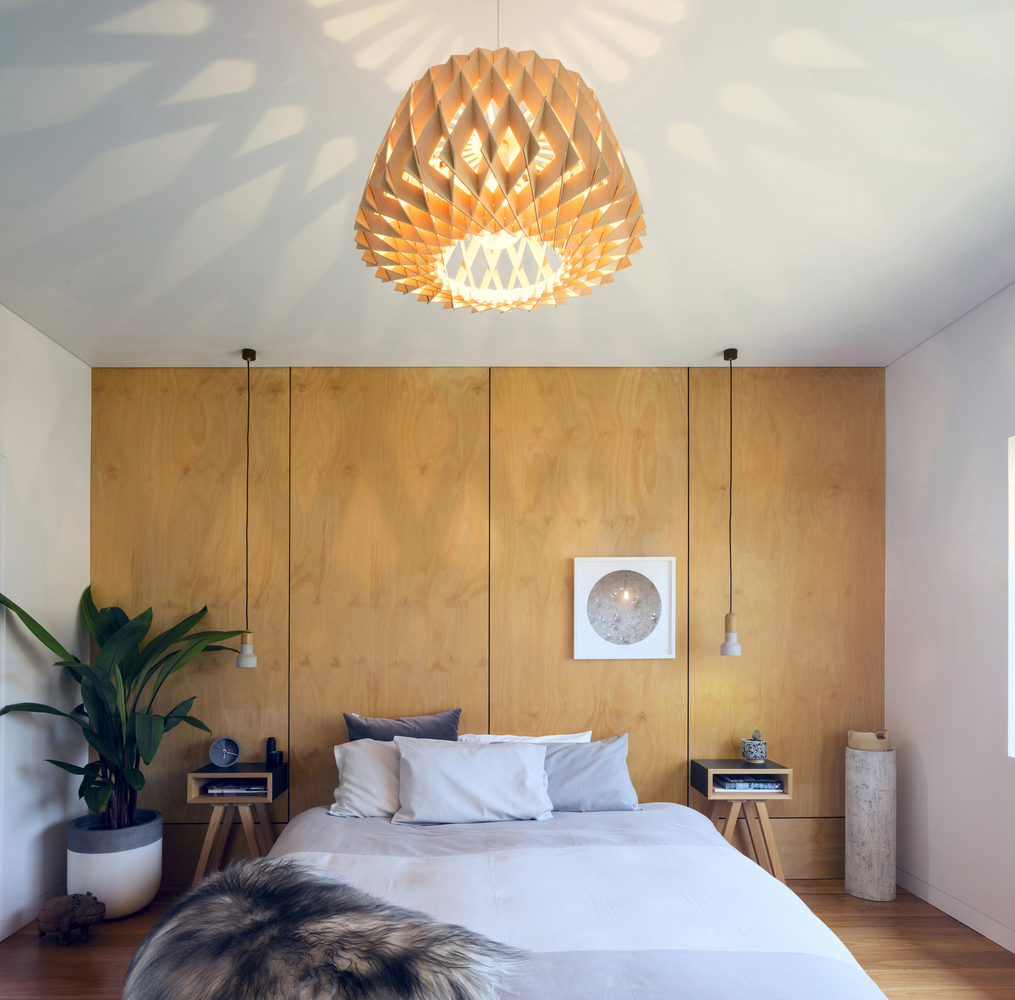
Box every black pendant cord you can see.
[245,357,251,634]
[728,357,733,616]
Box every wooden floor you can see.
[1,883,1012,998]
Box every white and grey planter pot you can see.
[67,809,162,919]
[741,738,767,763]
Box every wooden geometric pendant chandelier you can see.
[354,46,645,313]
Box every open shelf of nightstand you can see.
[690,758,793,801]
[186,761,288,805]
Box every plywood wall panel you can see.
[490,368,688,805]
[288,368,490,816]
[689,368,885,820]
[91,368,290,824]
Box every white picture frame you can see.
[573,556,676,659]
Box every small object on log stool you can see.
[847,729,891,751]
[38,892,105,945]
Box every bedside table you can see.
[690,758,793,883]
[187,762,288,884]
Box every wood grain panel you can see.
[161,822,287,888]
[289,368,490,816]
[689,368,884,819]
[490,368,688,804]
[91,368,290,824]
[695,795,845,878]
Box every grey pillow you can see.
[543,734,640,812]
[344,708,461,742]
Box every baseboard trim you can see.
[896,867,1015,954]
[0,881,67,942]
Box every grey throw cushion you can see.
[543,734,640,812]
[343,708,461,742]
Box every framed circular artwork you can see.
[573,557,676,659]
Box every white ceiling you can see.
[1,0,1014,368]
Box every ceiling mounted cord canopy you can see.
[720,347,742,657]
[236,347,257,669]
[354,44,645,313]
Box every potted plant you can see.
[0,587,240,917]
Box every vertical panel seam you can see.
[686,368,691,806]
[488,367,492,735]
[287,367,292,824]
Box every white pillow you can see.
[457,731,592,744]
[330,739,401,818]
[391,737,554,824]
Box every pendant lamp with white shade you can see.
[236,348,257,669]
[720,348,742,657]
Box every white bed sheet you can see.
[271,802,887,999]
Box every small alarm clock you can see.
[209,737,240,768]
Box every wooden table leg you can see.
[239,805,261,859]
[193,806,224,884]
[254,803,275,854]
[744,801,771,873]
[710,801,725,829]
[720,800,742,842]
[208,805,235,872]
[754,800,785,883]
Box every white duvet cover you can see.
[271,802,887,999]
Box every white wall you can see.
[0,303,90,941]
[887,280,1015,953]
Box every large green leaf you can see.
[0,592,78,663]
[79,588,101,647]
[0,702,89,728]
[78,678,106,733]
[132,712,165,765]
[67,663,118,718]
[111,666,129,739]
[147,631,242,708]
[181,715,211,733]
[95,609,152,679]
[45,759,92,776]
[123,768,145,791]
[96,606,129,645]
[162,697,196,732]
[83,782,113,815]
[82,727,121,765]
[136,608,207,678]
[76,763,102,801]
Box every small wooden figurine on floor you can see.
[38,892,105,945]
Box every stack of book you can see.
[713,775,784,792]
[202,781,267,797]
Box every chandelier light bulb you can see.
[355,46,645,313]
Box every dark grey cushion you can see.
[344,708,461,742]
[543,734,640,812]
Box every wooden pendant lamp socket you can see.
[236,348,257,669]
[720,348,742,657]
[355,45,645,313]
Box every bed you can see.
[270,801,888,999]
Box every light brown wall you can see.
[90,366,884,885]
[288,368,491,816]
[491,368,689,804]
[688,368,885,875]
[91,368,290,827]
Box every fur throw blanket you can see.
[124,857,523,1000]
